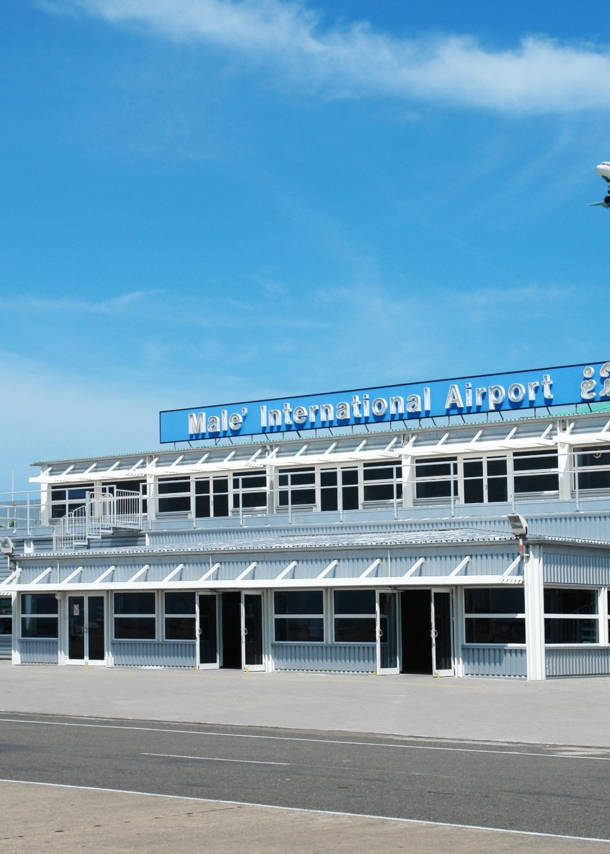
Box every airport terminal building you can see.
[2,362,610,680]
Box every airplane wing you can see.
[589,202,608,207]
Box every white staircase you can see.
[53,489,141,551]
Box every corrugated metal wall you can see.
[111,641,196,668]
[546,648,610,677]
[462,646,527,677]
[272,643,376,672]
[0,636,11,659]
[544,552,610,586]
[18,640,58,664]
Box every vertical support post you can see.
[450,462,455,517]
[574,450,580,512]
[393,467,397,520]
[524,544,546,681]
[557,441,572,502]
[26,494,30,536]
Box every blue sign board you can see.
[160,361,610,443]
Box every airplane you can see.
[590,162,610,208]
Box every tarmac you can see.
[1,661,609,747]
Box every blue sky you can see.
[2,0,610,489]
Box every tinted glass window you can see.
[21,594,58,615]
[158,478,190,494]
[334,590,375,615]
[465,618,525,644]
[165,592,196,615]
[114,617,156,640]
[274,591,323,615]
[544,589,597,615]
[21,617,58,638]
[165,618,196,640]
[545,619,598,644]
[275,618,324,642]
[334,618,376,643]
[465,588,525,614]
[114,592,155,615]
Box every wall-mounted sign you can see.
[159,361,610,443]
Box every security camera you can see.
[506,514,527,539]
[0,537,14,556]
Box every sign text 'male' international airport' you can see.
[160,361,610,443]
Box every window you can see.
[363,462,402,503]
[279,468,315,508]
[195,477,229,518]
[51,484,94,519]
[334,590,376,643]
[158,478,190,514]
[577,447,610,492]
[233,471,267,513]
[415,458,457,501]
[114,592,156,640]
[463,458,508,504]
[464,588,525,644]
[165,592,196,640]
[341,468,359,511]
[320,469,338,512]
[21,593,58,638]
[513,450,558,494]
[0,597,11,635]
[544,588,598,644]
[274,591,324,642]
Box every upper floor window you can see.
[195,477,229,518]
[233,471,267,513]
[463,457,508,504]
[51,484,94,519]
[513,450,558,495]
[415,458,457,501]
[363,462,402,503]
[157,478,190,514]
[576,447,610,492]
[279,468,315,508]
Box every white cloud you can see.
[52,0,610,112]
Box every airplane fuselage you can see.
[596,162,610,181]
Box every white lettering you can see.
[444,384,464,409]
[465,383,472,407]
[207,416,220,433]
[351,395,361,418]
[508,383,526,403]
[406,394,421,413]
[268,409,282,427]
[283,402,292,425]
[363,394,370,417]
[229,412,243,430]
[389,396,404,415]
[372,397,387,416]
[188,412,205,434]
[320,403,334,423]
[528,381,539,401]
[293,406,307,424]
[542,374,554,400]
[488,385,505,409]
[221,410,228,431]
[475,387,487,406]
[336,401,350,420]
[260,405,267,427]
[423,387,431,411]
[308,404,319,423]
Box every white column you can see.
[146,474,157,521]
[557,441,572,501]
[524,544,546,680]
[402,454,415,507]
[39,482,51,527]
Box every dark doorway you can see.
[221,592,242,669]
[199,594,218,665]
[401,590,432,674]
[68,596,85,660]
[87,596,105,661]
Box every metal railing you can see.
[53,488,141,551]
[0,490,42,535]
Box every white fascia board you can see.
[8,574,522,593]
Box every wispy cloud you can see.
[47,0,610,113]
[0,290,159,314]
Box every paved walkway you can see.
[1,663,608,746]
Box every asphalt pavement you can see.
[1,712,609,842]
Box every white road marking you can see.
[0,716,608,762]
[0,778,608,844]
[143,752,289,766]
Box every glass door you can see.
[67,594,106,664]
[376,591,399,674]
[242,593,264,671]
[198,594,219,669]
[68,596,85,662]
[431,589,454,676]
